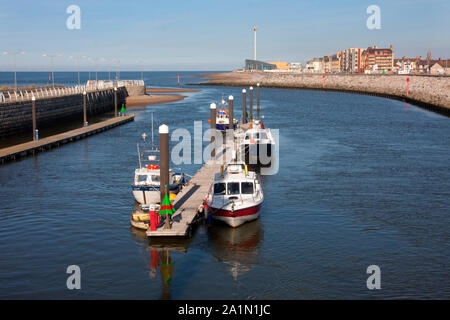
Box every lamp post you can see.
[112,59,120,81]
[3,51,24,91]
[70,55,86,86]
[136,59,145,81]
[42,53,61,88]
[88,57,100,83]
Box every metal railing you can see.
[0,79,144,104]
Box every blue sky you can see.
[1,0,449,71]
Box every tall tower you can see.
[254,26,257,61]
[427,48,432,61]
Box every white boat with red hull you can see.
[206,160,263,227]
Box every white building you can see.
[305,60,323,73]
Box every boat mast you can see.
[137,143,142,169]
[151,112,154,151]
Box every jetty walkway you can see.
[0,114,134,164]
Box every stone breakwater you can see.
[0,87,127,140]
[204,72,450,116]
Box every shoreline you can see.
[126,94,187,109]
[197,71,450,117]
[126,87,201,108]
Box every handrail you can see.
[0,79,145,104]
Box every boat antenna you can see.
[151,112,154,151]
[141,132,147,160]
[137,143,142,169]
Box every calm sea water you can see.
[0,72,449,299]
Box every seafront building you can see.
[360,46,394,73]
[245,59,277,71]
[244,46,447,75]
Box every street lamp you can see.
[43,53,62,88]
[88,57,100,83]
[70,55,87,86]
[136,59,146,81]
[112,58,120,81]
[3,51,24,91]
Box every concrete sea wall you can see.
[0,87,128,139]
[204,72,450,116]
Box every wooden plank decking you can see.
[146,143,230,237]
[0,114,135,164]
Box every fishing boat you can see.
[239,119,275,167]
[205,154,263,227]
[131,114,186,205]
[215,97,238,131]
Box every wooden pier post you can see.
[210,103,216,158]
[32,96,37,141]
[249,86,253,122]
[242,89,247,124]
[114,87,118,117]
[228,95,234,130]
[159,124,170,229]
[256,83,260,119]
[83,91,87,127]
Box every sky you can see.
[0,0,449,71]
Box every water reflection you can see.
[130,227,190,300]
[207,220,263,280]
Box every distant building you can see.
[288,62,302,71]
[337,48,360,72]
[245,59,276,71]
[430,62,444,74]
[305,58,324,73]
[396,60,415,74]
[269,61,290,70]
[361,45,394,73]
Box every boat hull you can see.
[216,123,237,131]
[242,143,273,167]
[209,203,261,228]
[132,184,181,204]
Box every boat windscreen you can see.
[227,182,240,195]
[214,183,226,195]
[241,182,254,194]
[151,175,160,182]
[138,175,148,183]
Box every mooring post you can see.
[210,103,216,159]
[249,86,253,122]
[159,124,170,229]
[256,83,260,119]
[83,91,87,127]
[114,87,118,117]
[228,95,234,130]
[242,89,247,124]
[32,96,37,141]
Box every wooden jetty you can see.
[0,114,134,164]
[146,143,229,237]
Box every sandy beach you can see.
[126,94,187,109]
[146,88,200,94]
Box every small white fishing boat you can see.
[132,162,185,205]
[205,155,263,227]
[215,97,238,131]
[239,119,275,167]
[131,114,186,205]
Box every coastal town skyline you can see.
[1,0,449,71]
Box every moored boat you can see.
[215,98,238,131]
[239,119,275,167]
[205,158,263,227]
[131,115,186,205]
